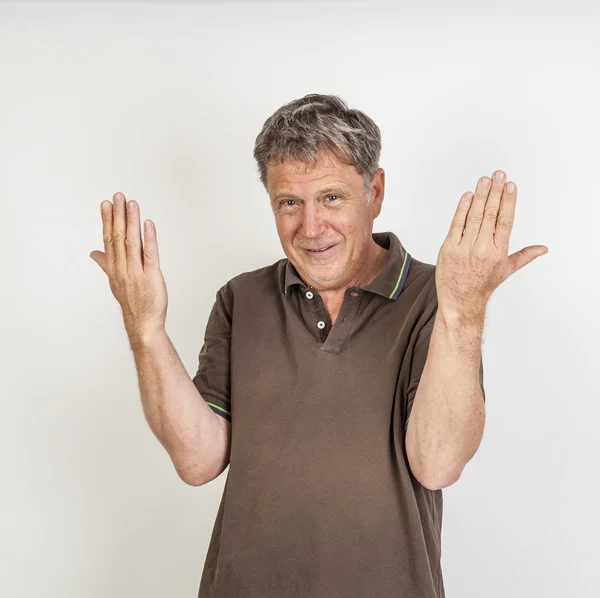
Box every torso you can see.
[196,249,446,598]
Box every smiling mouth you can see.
[303,244,337,256]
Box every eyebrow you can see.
[271,185,348,204]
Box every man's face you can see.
[267,150,384,292]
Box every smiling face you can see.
[267,150,385,293]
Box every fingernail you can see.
[506,182,515,193]
[128,201,134,212]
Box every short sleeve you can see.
[404,315,485,435]
[192,285,232,423]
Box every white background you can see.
[1,1,598,596]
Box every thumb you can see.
[524,245,549,261]
[89,250,107,274]
[508,245,549,276]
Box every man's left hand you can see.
[435,170,549,321]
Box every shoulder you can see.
[214,258,287,307]
[405,256,437,304]
[401,256,438,344]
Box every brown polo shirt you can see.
[192,230,485,598]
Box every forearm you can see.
[405,310,486,489]
[129,329,224,483]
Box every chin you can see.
[309,264,345,282]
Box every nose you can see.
[298,201,327,239]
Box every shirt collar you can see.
[283,231,412,300]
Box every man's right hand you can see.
[90,192,168,345]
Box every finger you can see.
[507,245,548,277]
[478,170,506,243]
[142,219,161,272]
[494,181,517,251]
[112,192,127,272]
[447,191,474,245]
[463,176,492,243]
[89,250,107,273]
[125,199,144,274]
[101,199,115,277]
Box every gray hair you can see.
[253,93,382,202]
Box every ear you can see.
[370,168,385,218]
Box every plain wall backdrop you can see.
[1,1,599,596]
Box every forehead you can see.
[266,150,361,197]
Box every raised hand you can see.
[435,170,549,323]
[90,192,168,345]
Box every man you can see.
[90,94,548,597]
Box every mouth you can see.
[303,244,337,257]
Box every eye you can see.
[281,199,296,207]
[326,195,340,202]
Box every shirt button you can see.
[306,291,314,299]
[317,321,326,329]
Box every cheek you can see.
[334,206,363,227]
[275,218,298,245]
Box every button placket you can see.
[320,288,365,353]
[314,293,331,341]
[302,287,329,341]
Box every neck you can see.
[318,239,388,302]
[359,240,388,287]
